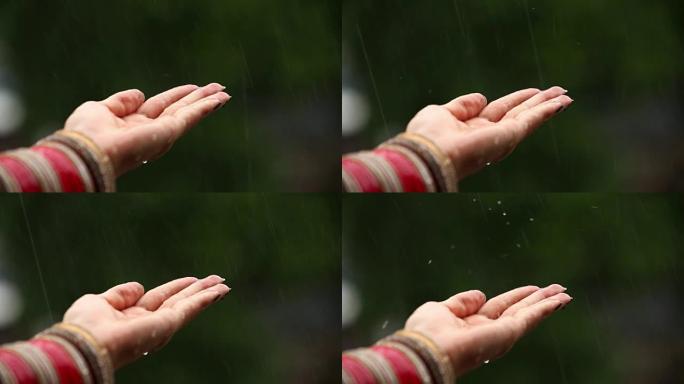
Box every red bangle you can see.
[371,345,422,384]
[31,146,86,192]
[0,156,42,192]
[342,157,383,193]
[29,339,84,384]
[0,348,39,384]
[342,354,378,384]
[373,149,427,192]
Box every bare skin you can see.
[405,284,573,378]
[63,276,230,369]
[407,87,573,180]
[63,83,231,176]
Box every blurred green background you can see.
[0,0,339,191]
[0,195,339,383]
[343,195,683,383]
[343,0,684,191]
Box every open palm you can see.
[63,275,230,369]
[64,83,231,176]
[407,87,573,180]
[405,284,572,378]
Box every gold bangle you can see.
[345,348,399,384]
[345,152,404,192]
[40,130,116,192]
[384,133,458,192]
[0,162,20,192]
[4,342,60,384]
[40,323,114,384]
[376,340,434,384]
[377,144,437,192]
[38,141,97,192]
[384,330,455,384]
[6,149,62,192]
[0,359,17,384]
[37,335,95,384]
[342,168,362,193]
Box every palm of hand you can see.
[63,276,230,369]
[407,87,572,179]
[63,84,230,176]
[404,285,572,378]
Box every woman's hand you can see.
[407,87,573,180]
[405,284,572,378]
[63,276,231,369]
[63,84,231,176]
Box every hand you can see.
[63,83,231,176]
[63,275,231,369]
[405,284,572,378]
[406,87,573,180]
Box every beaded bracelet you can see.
[40,130,116,192]
[383,133,458,192]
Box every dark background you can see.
[343,195,683,383]
[343,0,684,192]
[0,0,340,191]
[0,195,340,383]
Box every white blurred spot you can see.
[0,88,25,137]
[342,279,361,328]
[342,87,370,136]
[0,280,23,328]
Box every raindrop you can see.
[472,198,477,203]
[497,201,502,205]
[382,320,388,329]
[484,360,490,364]
[529,218,535,222]
[516,243,521,248]
[143,352,149,356]
[486,162,492,166]
[506,221,511,226]
[142,160,149,165]
[502,212,507,216]
[428,259,433,265]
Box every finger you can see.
[137,85,200,118]
[442,93,488,121]
[513,292,573,335]
[161,83,226,116]
[171,92,231,135]
[99,282,145,310]
[503,86,567,119]
[477,286,540,319]
[160,275,226,309]
[441,290,487,317]
[135,277,199,311]
[479,88,540,122]
[501,284,567,317]
[513,95,573,138]
[100,89,146,117]
[171,283,230,327]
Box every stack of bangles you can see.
[342,330,455,384]
[0,322,114,384]
[342,133,458,193]
[0,130,115,192]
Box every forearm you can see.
[342,330,454,384]
[0,131,115,193]
[0,323,113,384]
[342,133,457,193]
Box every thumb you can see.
[101,89,146,117]
[99,282,145,310]
[442,290,487,317]
[443,93,488,121]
